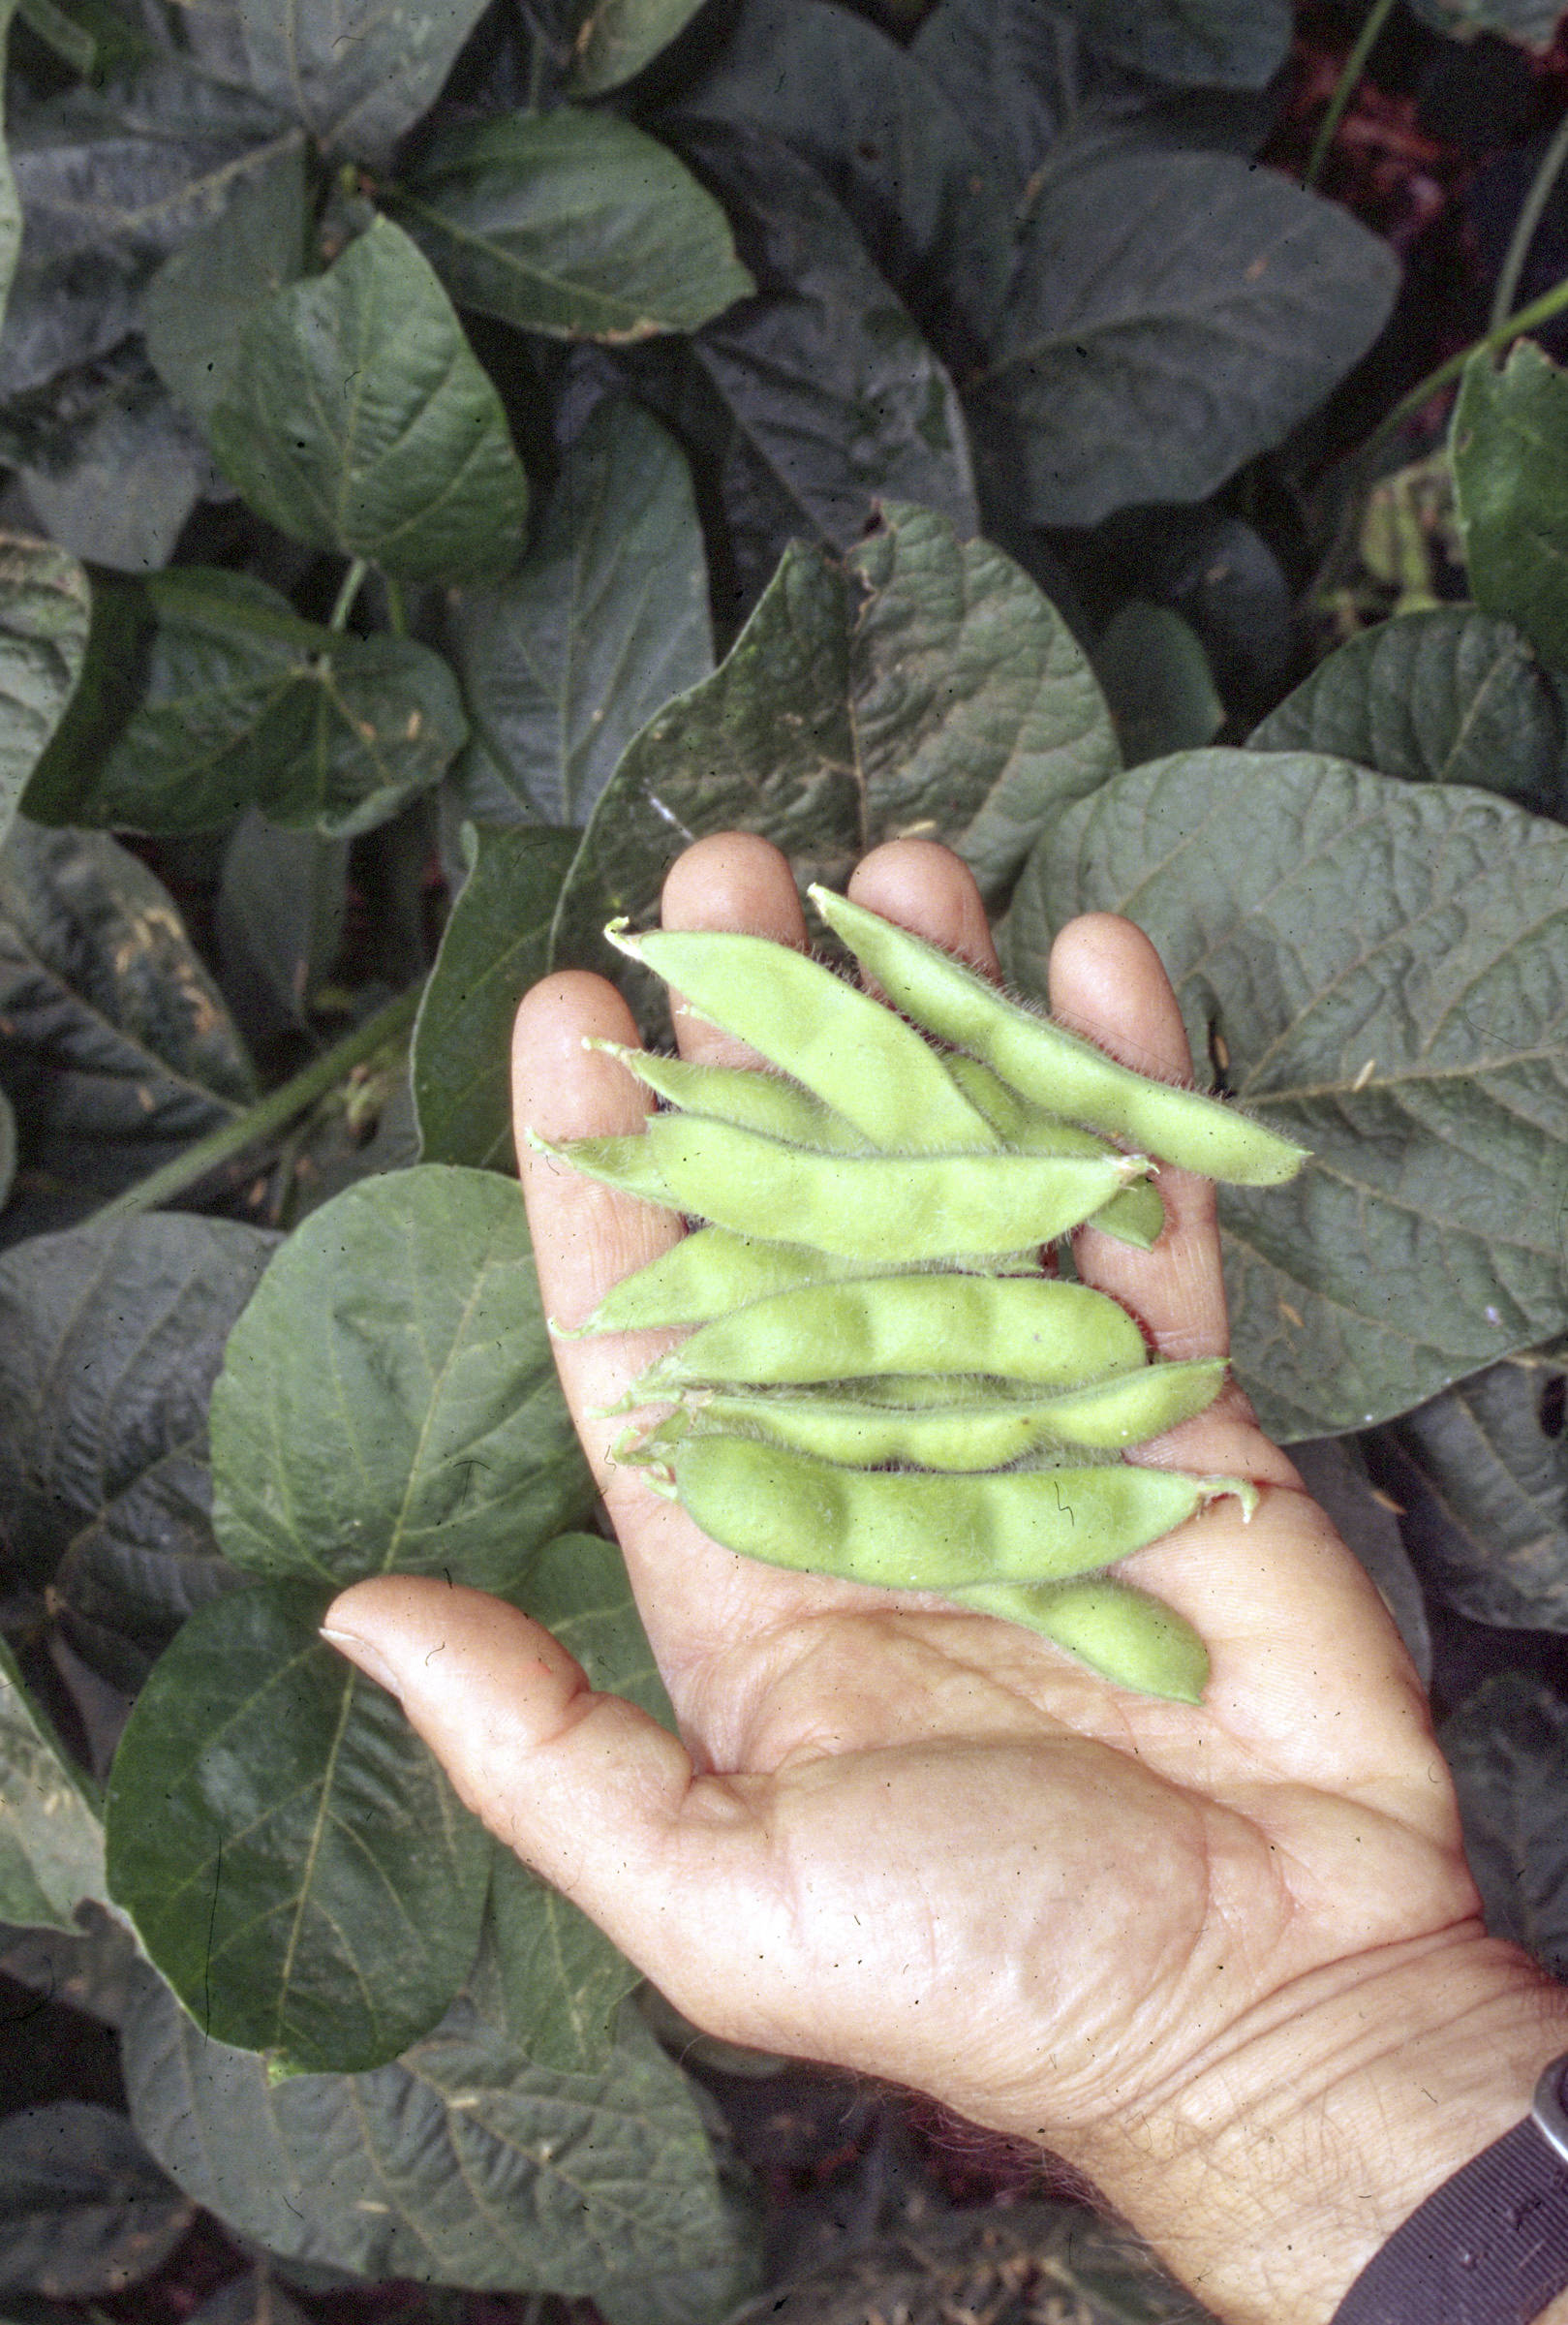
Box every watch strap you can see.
[1332,2053,1568,2323]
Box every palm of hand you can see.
[330,832,1480,2163]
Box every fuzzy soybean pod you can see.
[949,1575,1212,1702]
[633,1273,1151,1394]
[643,1115,1143,1263]
[587,1040,866,1153]
[665,1436,1253,1591]
[946,1053,1165,1252]
[810,885,1309,1188]
[607,921,1000,1153]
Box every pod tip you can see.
[603,916,642,959]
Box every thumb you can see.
[320,1575,704,1969]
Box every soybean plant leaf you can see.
[1092,602,1222,768]
[413,825,578,1169]
[14,373,215,574]
[0,1214,270,1684]
[0,1900,141,2028]
[176,0,492,166]
[216,814,348,1052]
[1407,0,1563,48]
[1441,1673,1568,1980]
[448,396,711,828]
[0,1091,13,1211]
[389,109,751,342]
[144,140,310,428]
[635,123,976,612]
[0,538,88,851]
[565,0,707,94]
[1249,608,1562,810]
[123,1968,755,2298]
[0,2102,192,2298]
[551,499,1117,976]
[107,1580,486,2071]
[209,1168,594,1588]
[0,1640,106,1932]
[973,149,1399,528]
[1050,0,1289,86]
[0,0,19,341]
[1006,749,1568,1441]
[207,217,529,585]
[1367,1361,1568,1631]
[678,0,1011,344]
[0,72,298,401]
[1453,342,1568,670]
[26,569,468,838]
[0,822,254,1198]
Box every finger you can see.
[844,838,1001,980]
[660,832,808,1067]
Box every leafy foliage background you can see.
[5,0,1568,2319]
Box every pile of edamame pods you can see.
[534,887,1309,1704]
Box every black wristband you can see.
[1332,2053,1568,2324]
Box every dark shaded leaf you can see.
[210,1168,595,1588]
[0,2102,191,2298]
[26,568,468,838]
[565,0,707,95]
[390,108,752,341]
[0,1898,142,2027]
[972,149,1398,527]
[0,1,19,340]
[106,1579,488,2070]
[1249,606,1562,809]
[208,217,529,585]
[216,813,348,1052]
[678,0,1011,344]
[14,372,214,574]
[1441,1672,1568,1981]
[1005,749,1568,1440]
[413,824,578,1169]
[1453,340,1568,670]
[0,536,88,851]
[0,1640,105,1932]
[0,821,254,1197]
[1051,0,1288,86]
[1368,1361,1568,1631]
[1091,602,1221,767]
[448,395,711,828]
[551,498,1116,977]
[1408,0,1563,47]
[144,140,311,428]
[123,1966,755,2299]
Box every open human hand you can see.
[324,832,1566,2325]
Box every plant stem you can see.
[1304,0,1399,192]
[1360,270,1568,459]
[384,572,408,637]
[1490,108,1568,332]
[328,555,369,633]
[89,982,423,1224]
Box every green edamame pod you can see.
[525,1129,676,1209]
[670,1435,1254,1590]
[644,1115,1145,1262]
[633,1274,1150,1393]
[589,1041,867,1152]
[810,886,1309,1188]
[608,922,1000,1154]
[944,1052,1164,1250]
[949,1575,1210,1701]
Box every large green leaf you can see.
[25,569,468,839]
[123,1967,756,2302]
[1453,341,1568,671]
[0,822,254,1199]
[209,1168,594,1588]
[448,396,712,828]
[1005,748,1568,1441]
[143,140,310,428]
[679,0,1011,342]
[564,0,707,94]
[0,2102,192,2299]
[0,537,88,852]
[0,1214,270,1683]
[207,217,530,586]
[1366,1361,1568,1631]
[972,149,1399,527]
[1441,1673,1568,1983]
[0,1638,105,1932]
[390,109,752,342]
[551,499,1118,978]
[1248,607,1563,810]
[106,1579,488,2071]
[174,0,493,165]
[413,824,579,1170]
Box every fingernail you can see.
[319,1626,404,1700]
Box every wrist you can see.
[1067,1927,1568,2325]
